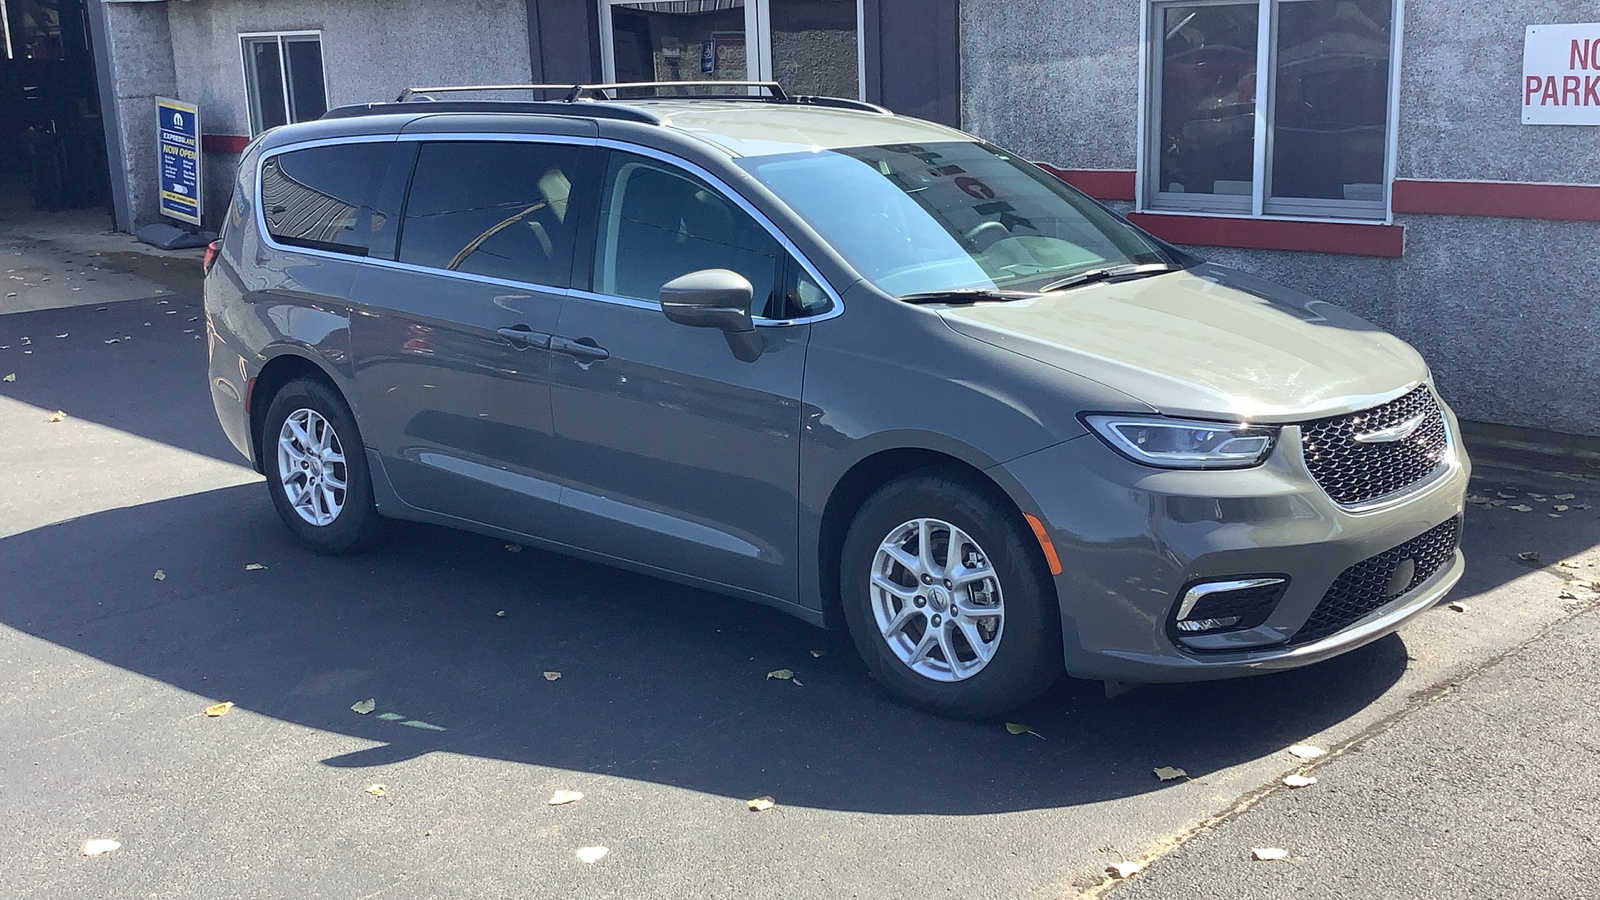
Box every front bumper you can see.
[999,408,1470,683]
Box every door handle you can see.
[496,325,551,350]
[550,336,609,361]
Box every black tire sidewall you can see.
[262,378,381,555]
[839,472,1063,719]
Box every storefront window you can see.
[241,33,327,135]
[600,0,862,99]
[1145,0,1396,220]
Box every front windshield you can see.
[736,141,1175,297]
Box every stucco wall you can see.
[961,1,1600,436]
[103,0,533,228]
[101,2,179,233]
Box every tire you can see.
[839,471,1062,719]
[262,377,384,555]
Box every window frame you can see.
[239,30,329,136]
[1138,0,1405,223]
[597,0,867,101]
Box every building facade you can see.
[83,0,1599,437]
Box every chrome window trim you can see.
[254,131,844,326]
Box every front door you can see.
[350,138,597,538]
[548,150,811,603]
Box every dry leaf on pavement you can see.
[747,796,776,811]
[204,701,233,718]
[1106,861,1143,879]
[365,784,387,797]
[1252,847,1290,861]
[1005,722,1045,739]
[1283,774,1318,788]
[1153,766,1188,781]
[1,373,13,383]
[1555,494,1577,501]
[810,649,827,658]
[495,610,506,617]
[575,846,609,864]
[505,543,523,553]
[1516,551,1542,563]
[244,563,267,570]
[351,699,376,715]
[1288,744,1326,760]
[1509,505,1534,513]
[1559,559,1582,568]
[1447,601,1470,612]
[80,839,120,856]
[766,668,794,681]
[543,671,561,681]
[548,790,584,805]
[153,570,166,581]
[1559,590,1579,600]
[46,410,65,422]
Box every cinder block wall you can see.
[961,1,1600,437]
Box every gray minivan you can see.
[204,83,1467,718]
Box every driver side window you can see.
[593,152,780,318]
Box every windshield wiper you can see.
[896,289,1036,305]
[1037,262,1178,294]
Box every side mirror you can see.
[660,268,763,362]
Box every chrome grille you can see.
[1300,386,1449,507]
[1291,517,1461,645]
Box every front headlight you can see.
[1083,414,1279,469]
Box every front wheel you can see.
[262,377,384,555]
[839,472,1062,718]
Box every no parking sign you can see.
[157,97,202,225]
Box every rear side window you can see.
[593,152,781,317]
[260,142,391,256]
[397,141,588,287]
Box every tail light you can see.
[202,240,220,276]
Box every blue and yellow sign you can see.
[157,97,202,226]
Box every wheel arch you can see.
[248,351,346,474]
[815,446,1044,631]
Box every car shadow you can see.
[2,482,1425,816]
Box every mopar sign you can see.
[157,97,202,225]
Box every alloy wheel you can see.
[869,517,1005,682]
[276,408,348,527]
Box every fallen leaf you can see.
[766,668,794,681]
[543,671,561,681]
[365,784,387,797]
[1447,601,1470,612]
[1555,493,1577,501]
[204,701,234,717]
[1005,722,1045,739]
[1570,580,1596,590]
[548,790,584,805]
[351,699,376,715]
[1529,494,1549,501]
[1,373,12,382]
[1549,513,1563,519]
[1252,847,1290,861]
[505,543,523,553]
[1559,591,1578,600]
[1509,505,1534,513]
[244,563,266,570]
[1106,861,1143,879]
[791,677,803,687]
[575,846,609,864]
[495,610,506,617]
[55,333,68,338]
[1517,551,1542,563]
[1555,506,1571,512]
[1283,774,1318,788]
[81,839,120,856]
[1559,560,1582,569]
[153,570,166,581]
[1153,766,1188,781]
[47,410,65,422]
[747,795,776,811]
[103,338,119,344]
[1288,744,1326,760]
[809,649,827,658]
[1496,492,1517,499]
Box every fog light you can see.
[1172,577,1289,638]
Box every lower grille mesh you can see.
[1291,517,1461,645]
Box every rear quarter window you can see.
[260,142,392,256]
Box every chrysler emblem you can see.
[1353,412,1430,444]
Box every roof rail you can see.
[396,84,586,102]
[322,100,665,125]
[566,81,790,102]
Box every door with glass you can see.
[599,0,862,99]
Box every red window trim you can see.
[1126,212,1405,258]
[1035,164,1137,202]
[1392,179,1600,223]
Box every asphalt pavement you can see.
[1,224,1598,899]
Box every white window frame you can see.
[239,30,329,135]
[597,0,866,100]
[1138,0,1405,223]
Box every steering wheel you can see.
[964,220,1009,249]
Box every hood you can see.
[938,264,1427,423]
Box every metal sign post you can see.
[157,97,202,225]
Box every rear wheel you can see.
[840,471,1062,718]
[262,378,383,554]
